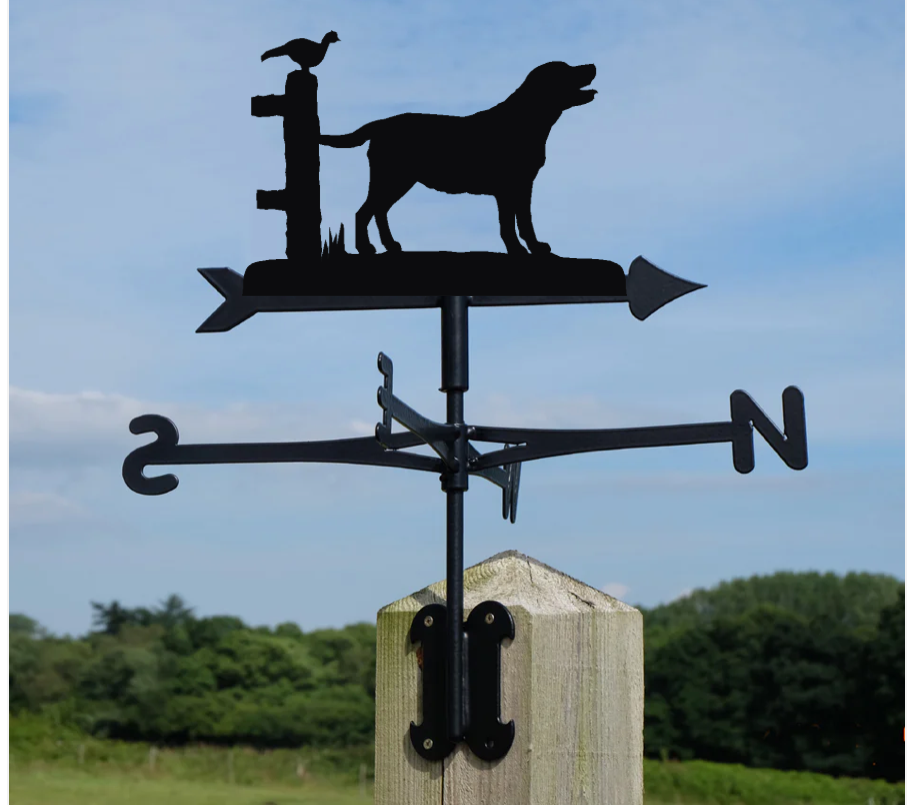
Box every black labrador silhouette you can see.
[318,61,597,256]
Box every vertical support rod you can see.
[441,295,470,744]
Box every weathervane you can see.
[123,34,808,763]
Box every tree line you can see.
[639,571,903,783]
[9,572,903,782]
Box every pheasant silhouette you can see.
[260,32,340,72]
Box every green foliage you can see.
[643,576,904,782]
[11,613,46,637]
[856,589,904,782]
[10,602,377,750]
[641,570,902,643]
[643,759,905,805]
[10,713,373,785]
[9,570,903,784]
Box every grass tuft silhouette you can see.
[322,223,346,260]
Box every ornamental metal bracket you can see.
[410,601,515,762]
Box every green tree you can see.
[90,601,133,636]
[856,590,904,782]
[642,571,902,642]
[646,603,874,776]
[10,613,45,638]
[10,575,900,773]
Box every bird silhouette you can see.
[260,32,340,72]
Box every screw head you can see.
[423,738,433,750]
[485,612,495,624]
[424,615,434,627]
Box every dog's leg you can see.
[495,194,528,255]
[373,178,416,253]
[515,183,551,256]
[354,198,376,255]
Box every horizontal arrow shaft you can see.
[197,257,704,332]
[471,295,625,306]
[468,421,741,470]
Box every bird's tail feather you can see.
[318,124,374,148]
[261,46,285,61]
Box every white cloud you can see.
[527,469,825,493]
[348,419,376,436]
[465,392,683,431]
[10,491,88,526]
[9,386,369,470]
[601,582,630,600]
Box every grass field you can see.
[9,715,904,805]
[10,769,371,805]
[9,764,906,805]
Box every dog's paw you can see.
[385,241,403,253]
[529,241,552,256]
[356,242,377,255]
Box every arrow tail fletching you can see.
[197,268,256,332]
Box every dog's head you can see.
[519,61,597,111]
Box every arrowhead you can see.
[626,257,706,321]
[196,268,256,332]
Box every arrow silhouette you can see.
[195,257,705,332]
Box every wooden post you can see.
[255,70,321,266]
[375,550,644,805]
[283,70,321,263]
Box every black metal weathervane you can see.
[123,34,808,764]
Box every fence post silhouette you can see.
[253,70,322,267]
[374,550,644,805]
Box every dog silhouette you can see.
[318,61,597,255]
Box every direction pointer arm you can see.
[468,421,736,470]
[469,387,807,474]
[123,414,444,495]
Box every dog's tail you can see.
[318,123,374,148]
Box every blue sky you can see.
[10,0,903,637]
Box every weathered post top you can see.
[376,550,644,805]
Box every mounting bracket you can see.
[410,601,515,761]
